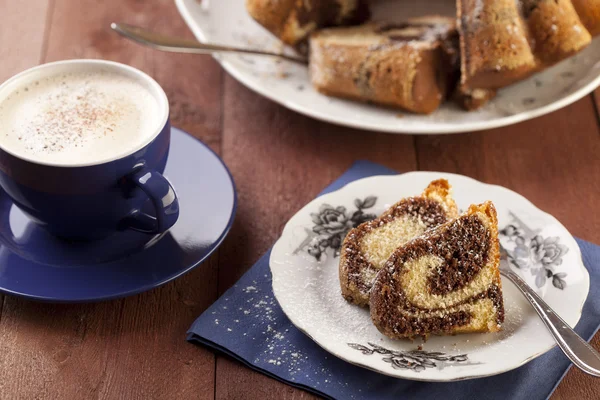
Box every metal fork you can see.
[499,244,600,377]
[110,23,308,65]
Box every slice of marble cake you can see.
[370,201,504,339]
[339,179,458,307]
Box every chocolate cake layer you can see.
[370,284,504,337]
[296,0,370,27]
[395,214,491,296]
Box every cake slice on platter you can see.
[339,179,458,307]
[572,0,600,36]
[246,0,371,46]
[370,201,504,339]
[309,16,460,114]
[456,0,595,110]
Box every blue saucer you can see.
[0,127,236,302]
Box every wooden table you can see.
[0,1,598,398]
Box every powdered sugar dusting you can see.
[207,278,363,390]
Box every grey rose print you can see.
[348,342,469,372]
[294,197,377,261]
[500,212,568,290]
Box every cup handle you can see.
[120,167,179,234]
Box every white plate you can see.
[269,172,589,381]
[177,0,600,134]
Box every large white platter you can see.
[177,0,600,134]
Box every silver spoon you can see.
[499,244,600,377]
[110,23,308,65]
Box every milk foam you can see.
[0,69,161,165]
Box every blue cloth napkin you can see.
[187,160,600,400]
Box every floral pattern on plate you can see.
[500,211,569,290]
[293,197,377,261]
[348,343,470,372]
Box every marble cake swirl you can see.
[339,179,458,307]
[370,201,504,340]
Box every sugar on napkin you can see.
[188,161,600,400]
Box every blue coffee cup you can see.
[0,60,179,240]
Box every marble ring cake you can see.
[247,0,600,112]
[370,201,504,339]
[339,179,458,307]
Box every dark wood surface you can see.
[0,1,598,399]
